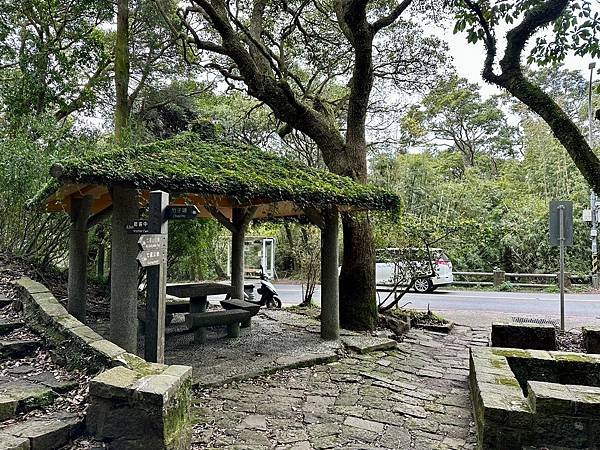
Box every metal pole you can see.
[559,205,565,331]
[589,62,598,289]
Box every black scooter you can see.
[226,266,282,308]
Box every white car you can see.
[375,248,454,293]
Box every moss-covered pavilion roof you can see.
[37,133,398,219]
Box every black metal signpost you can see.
[131,193,201,363]
[549,200,573,331]
[142,191,169,363]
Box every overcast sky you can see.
[444,28,597,98]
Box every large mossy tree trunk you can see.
[339,213,377,330]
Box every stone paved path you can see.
[192,325,489,449]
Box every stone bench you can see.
[185,309,252,343]
[220,298,260,328]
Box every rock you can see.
[491,322,556,350]
[0,340,39,358]
[0,432,30,450]
[340,336,397,354]
[582,326,600,354]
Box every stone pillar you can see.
[231,208,245,300]
[67,195,93,322]
[320,207,339,340]
[493,269,505,288]
[110,186,139,353]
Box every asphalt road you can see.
[267,283,600,319]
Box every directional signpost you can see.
[134,193,201,363]
[165,204,200,220]
[125,219,150,234]
[141,191,169,363]
[549,201,573,331]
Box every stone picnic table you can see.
[166,282,233,314]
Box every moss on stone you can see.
[492,348,532,358]
[551,352,599,363]
[495,376,520,387]
[120,353,166,376]
[163,378,192,450]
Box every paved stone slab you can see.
[192,327,484,449]
[340,335,397,354]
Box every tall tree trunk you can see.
[110,0,138,352]
[114,0,130,144]
[339,212,377,329]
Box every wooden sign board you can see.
[165,204,199,220]
[137,249,166,267]
[125,219,150,234]
[138,234,167,252]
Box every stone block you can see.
[15,278,49,295]
[89,339,126,360]
[89,366,140,400]
[491,322,556,350]
[340,335,397,354]
[583,326,600,354]
[87,365,192,450]
[68,325,103,345]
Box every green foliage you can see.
[0,117,96,265]
[43,132,399,211]
[400,75,519,166]
[497,281,514,292]
[167,219,224,281]
[0,0,113,122]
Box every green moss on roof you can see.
[39,133,398,210]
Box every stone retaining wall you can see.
[470,346,600,449]
[15,277,192,450]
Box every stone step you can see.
[0,340,39,359]
[0,320,24,335]
[0,296,12,308]
[25,372,78,395]
[0,381,56,421]
[0,412,81,450]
